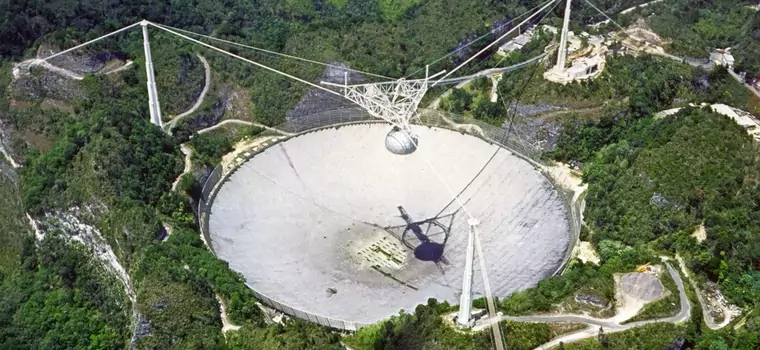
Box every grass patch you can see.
[475,321,588,350]
[379,0,421,21]
[559,323,685,349]
[548,322,589,338]
[623,267,681,323]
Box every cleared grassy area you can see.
[0,160,31,274]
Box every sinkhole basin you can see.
[208,123,570,326]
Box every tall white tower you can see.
[456,218,480,327]
[554,0,573,72]
[141,20,163,129]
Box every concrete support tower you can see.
[141,20,163,128]
[554,0,573,72]
[457,218,479,328]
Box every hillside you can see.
[1,0,760,349]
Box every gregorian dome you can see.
[385,126,418,155]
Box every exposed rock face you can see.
[0,156,17,184]
[0,122,20,170]
[504,105,565,152]
[451,33,480,65]
[650,192,680,209]
[286,62,365,121]
[181,99,226,134]
[491,17,514,38]
[38,45,127,74]
[574,293,608,308]
[130,314,153,347]
[665,337,686,350]
[9,69,85,101]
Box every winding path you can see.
[15,58,135,80]
[168,54,211,132]
[170,144,193,192]
[676,256,734,330]
[527,262,690,349]
[216,294,241,334]
[103,60,134,75]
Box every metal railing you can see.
[197,107,582,331]
[249,288,369,331]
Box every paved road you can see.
[16,59,85,80]
[171,144,193,191]
[675,255,735,330]
[490,262,691,349]
[18,58,135,80]
[103,60,134,75]
[632,45,760,99]
[728,69,760,99]
[168,54,211,133]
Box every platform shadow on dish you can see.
[386,205,457,266]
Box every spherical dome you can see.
[385,127,418,155]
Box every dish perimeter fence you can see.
[197,107,583,331]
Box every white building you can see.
[710,48,735,68]
[499,32,534,53]
[566,56,603,78]
[498,25,558,54]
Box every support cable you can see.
[583,0,640,41]
[153,23,395,80]
[424,0,559,127]
[40,22,142,62]
[149,22,408,130]
[152,21,465,218]
[432,0,558,87]
[474,224,505,350]
[407,0,556,79]
[147,22,346,100]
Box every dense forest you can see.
[1,0,760,349]
[628,0,760,84]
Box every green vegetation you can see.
[695,306,760,350]
[0,162,29,274]
[344,298,585,350]
[2,66,343,348]
[0,234,131,349]
[499,55,692,110]
[646,1,753,58]
[627,0,760,89]
[438,29,552,126]
[551,65,750,164]
[378,0,421,21]
[502,248,655,316]
[2,0,760,349]
[580,107,760,307]
[189,125,265,168]
[226,320,343,350]
[561,323,685,350]
[1,0,645,127]
[149,38,207,117]
[441,48,750,136]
